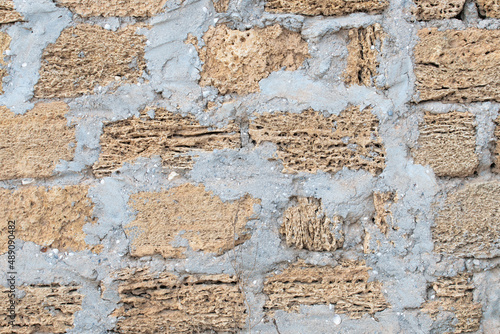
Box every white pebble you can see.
[21,62,27,67]
[104,24,111,30]
[333,314,342,325]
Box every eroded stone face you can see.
[264,0,389,16]
[197,24,310,95]
[0,32,11,94]
[55,0,167,17]
[112,268,247,333]
[412,0,466,20]
[476,0,500,18]
[0,0,23,24]
[494,115,500,174]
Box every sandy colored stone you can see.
[344,24,384,87]
[412,0,465,20]
[373,191,396,235]
[412,111,478,177]
[112,267,246,333]
[0,185,98,253]
[281,197,344,251]
[56,0,167,17]
[433,181,500,258]
[264,0,388,16]
[0,103,75,180]
[476,0,500,18]
[126,183,259,258]
[213,0,230,12]
[0,0,23,24]
[494,115,500,173]
[422,273,482,333]
[415,28,500,103]
[263,260,389,318]
[249,107,386,175]
[197,24,309,95]
[34,24,146,98]
[93,108,240,177]
[0,31,11,94]
[0,284,83,334]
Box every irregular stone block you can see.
[55,0,167,17]
[93,108,241,177]
[476,0,500,18]
[373,191,396,234]
[494,115,500,173]
[412,0,465,20]
[264,0,389,16]
[412,111,478,177]
[0,0,23,24]
[0,31,11,94]
[126,184,259,258]
[248,107,386,175]
[213,0,230,12]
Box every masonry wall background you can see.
[0,0,499,333]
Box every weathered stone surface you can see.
[412,111,478,177]
[197,24,309,95]
[35,24,146,98]
[0,0,23,24]
[0,31,11,94]
[476,0,500,18]
[126,184,259,258]
[415,28,500,103]
[373,191,396,234]
[281,197,344,251]
[412,0,465,20]
[264,0,389,16]
[422,273,482,333]
[433,181,500,258]
[263,260,389,318]
[494,115,500,173]
[213,0,230,12]
[112,268,247,333]
[0,284,83,334]
[93,108,241,177]
[0,103,75,180]
[0,185,98,253]
[55,0,167,17]
[249,107,386,175]
[344,24,384,87]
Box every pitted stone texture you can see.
[281,197,344,251]
[373,191,396,235]
[35,24,146,98]
[0,103,75,180]
[197,24,309,95]
[433,181,500,258]
[412,111,478,177]
[263,260,389,318]
[476,0,500,18]
[412,0,465,20]
[415,28,500,103]
[344,24,383,87]
[0,284,83,334]
[213,0,230,12]
[56,0,167,17]
[249,107,386,175]
[126,184,259,258]
[0,32,11,94]
[112,267,247,333]
[0,0,23,24]
[494,115,500,173]
[0,185,98,253]
[264,0,388,16]
[93,108,240,177]
[422,274,482,333]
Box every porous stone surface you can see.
[249,107,386,175]
[0,0,22,24]
[112,267,246,333]
[197,24,310,95]
[415,28,500,103]
[35,24,146,98]
[55,0,167,17]
[0,284,83,334]
[212,0,230,12]
[412,111,479,177]
[0,103,75,180]
[372,191,396,234]
[433,181,500,258]
[0,32,10,94]
[476,0,500,18]
[495,115,500,173]
[412,0,466,20]
[264,0,389,16]
[0,185,98,253]
[126,183,259,258]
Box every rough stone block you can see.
[344,24,384,87]
[476,0,500,18]
[415,28,500,103]
[0,31,11,94]
[494,115,500,173]
[422,274,482,333]
[55,0,167,17]
[248,107,386,175]
[112,267,247,333]
[93,108,241,177]
[412,111,478,177]
[0,103,75,180]
[0,0,23,24]
[196,24,309,95]
[263,260,389,318]
[412,0,465,20]
[433,181,500,258]
[373,191,396,234]
[213,0,230,12]
[264,0,389,16]
[0,185,98,253]
[126,184,259,258]
[281,197,344,251]
[0,284,83,334]
[34,24,146,98]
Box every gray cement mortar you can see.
[0,0,499,333]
